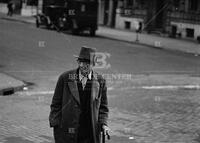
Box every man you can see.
[49,46,110,143]
[7,1,13,16]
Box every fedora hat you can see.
[74,46,96,64]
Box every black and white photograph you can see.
[0,0,200,143]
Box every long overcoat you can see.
[49,69,109,143]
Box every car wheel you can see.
[72,29,79,35]
[90,29,96,36]
[36,18,39,28]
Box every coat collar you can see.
[67,68,100,105]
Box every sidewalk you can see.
[0,13,35,24]
[1,12,200,56]
[97,27,200,55]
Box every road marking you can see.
[129,136,134,140]
[142,85,200,90]
[16,84,200,96]
[18,91,54,96]
[109,85,200,90]
[108,87,114,90]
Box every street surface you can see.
[0,18,200,143]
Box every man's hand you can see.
[102,125,111,140]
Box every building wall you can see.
[98,0,118,27]
[114,0,150,31]
[0,1,36,16]
[0,3,7,13]
[168,0,200,39]
[0,0,23,14]
[21,0,37,16]
[171,21,200,38]
[98,0,109,25]
[21,5,37,16]
[115,9,143,31]
[115,0,200,40]
[98,0,105,25]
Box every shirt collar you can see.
[79,70,92,81]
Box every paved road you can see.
[1,18,200,143]
[1,18,200,89]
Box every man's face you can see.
[78,60,93,77]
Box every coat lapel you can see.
[68,70,80,105]
[67,69,100,104]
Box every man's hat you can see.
[74,46,96,64]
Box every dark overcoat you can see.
[49,69,109,143]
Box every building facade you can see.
[168,0,200,39]
[0,0,23,14]
[115,0,200,39]
[21,0,38,16]
[98,0,118,27]
[0,0,38,16]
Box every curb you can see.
[0,73,26,96]
[1,17,35,25]
[0,84,25,96]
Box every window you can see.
[139,0,145,7]
[125,21,131,29]
[136,0,146,9]
[27,0,38,6]
[173,0,180,11]
[189,0,198,11]
[124,0,133,8]
[127,0,133,6]
[186,28,194,38]
[174,0,180,7]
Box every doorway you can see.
[103,0,109,25]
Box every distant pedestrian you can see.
[136,21,143,33]
[49,46,110,143]
[7,1,14,16]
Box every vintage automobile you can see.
[35,0,98,36]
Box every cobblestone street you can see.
[1,77,200,143]
[108,78,200,143]
[0,95,53,143]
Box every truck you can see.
[36,0,98,36]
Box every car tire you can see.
[90,29,96,36]
[72,29,79,35]
[36,18,39,28]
